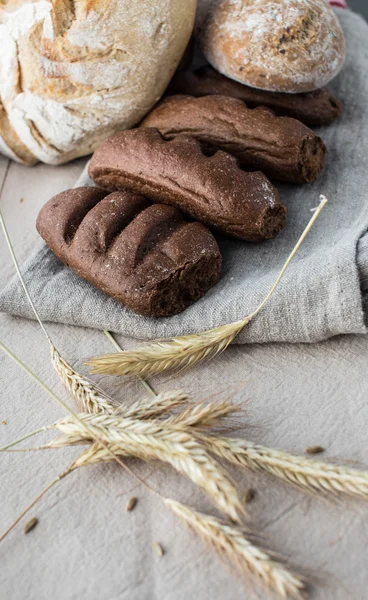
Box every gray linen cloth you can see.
[1,9,367,344]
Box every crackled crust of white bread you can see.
[0,0,196,165]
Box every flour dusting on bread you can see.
[0,0,196,164]
[201,0,346,93]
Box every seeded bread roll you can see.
[166,66,342,127]
[36,188,222,317]
[89,128,286,242]
[200,0,346,94]
[142,95,326,184]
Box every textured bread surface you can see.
[201,0,346,93]
[167,66,343,127]
[142,95,326,184]
[0,0,196,165]
[36,187,222,317]
[89,128,286,242]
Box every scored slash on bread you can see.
[141,95,326,184]
[36,188,222,318]
[88,128,287,242]
[166,66,342,128]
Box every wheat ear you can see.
[87,196,328,378]
[166,500,304,599]
[0,341,163,540]
[119,390,189,420]
[0,210,115,415]
[103,333,240,429]
[46,413,244,522]
[103,325,368,501]
[161,400,240,430]
[201,435,368,498]
[105,332,241,431]
[87,320,245,377]
[103,330,157,397]
[50,346,117,414]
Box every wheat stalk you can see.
[0,217,170,535]
[0,209,117,415]
[166,500,304,599]
[201,435,368,498]
[87,197,328,378]
[0,340,165,542]
[45,413,244,522]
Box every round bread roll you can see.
[0,0,197,165]
[200,0,346,94]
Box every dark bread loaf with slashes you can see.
[89,128,286,242]
[36,187,222,318]
[166,66,342,127]
[141,95,326,184]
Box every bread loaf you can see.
[166,66,343,127]
[200,0,346,93]
[89,128,287,242]
[142,95,326,184]
[36,187,222,317]
[0,0,196,165]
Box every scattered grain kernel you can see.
[24,517,38,534]
[126,496,138,512]
[305,446,325,455]
[244,488,256,504]
[1,420,7,425]
[20,198,24,203]
[152,542,164,557]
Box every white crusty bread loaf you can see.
[200,0,346,94]
[0,0,197,165]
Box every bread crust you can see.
[89,128,286,242]
[200,0,346,94]
[36,187,222,317]
[0,0,196,165]
[166,66,343,127]
[142,95,326,184]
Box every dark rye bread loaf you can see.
[166,66,342,127]
[141,95,326,184]
[89,128,286,242]
[36,187,222,318]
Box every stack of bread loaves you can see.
[36,0,346,318]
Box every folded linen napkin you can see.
[1,9,367,345]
